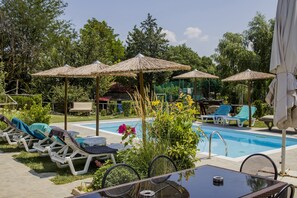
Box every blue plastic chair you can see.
[201,104,232,124]
[223,105,257,127]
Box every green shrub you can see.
[107,101,117,115]
[122,101,133,117]
[92,161,113,190]
[149,94,200,170]
[117,140,168,178]
[253,100,267,118]
[12,95,42,110]
[100,109,107,116]
[21,103,51,125]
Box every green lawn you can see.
[50,114,135,124]
[12,151,96,184]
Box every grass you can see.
[0,139,23,153]
[50,114,135,124]
[12,151,97,184]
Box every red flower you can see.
[131,127,136,134]
[118,124,127,134]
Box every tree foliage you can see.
[125,13,170,91]
[0,0,71,93]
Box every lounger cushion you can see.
[83,145,118,154]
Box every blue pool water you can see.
[81,120,297,158]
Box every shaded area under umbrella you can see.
[222,69,274,127]
[172,69,219,107]
[265,0,297,175]
[32,64,75,130]
[60,60,135,136]
[94,53,191,143]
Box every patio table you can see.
[73,165,287,198]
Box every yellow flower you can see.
[151,100,160,106]
[186,95,194,106]
[175,102,183,110]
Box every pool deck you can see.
[1,118,297,197]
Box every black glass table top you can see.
[75,165,286,198]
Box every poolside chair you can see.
[201,104,232,124]
[11,118,51,152]
[0,115,25,144]
[50,130,118,175]
[222,105,257,127]
[101,163,140,197]
[240,153,278,180]
[275,184,295,198]
[45,127,108,168]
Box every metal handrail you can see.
[208,131,228,158]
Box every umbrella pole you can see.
[96,76,100,136]
[64,77,68,130]
[194,79,197,108]
[281,129,286,175]
[248,81,252,127]
[139,72,146,145]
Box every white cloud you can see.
[184,27,202,39]
[184,27,209,42]
[161,29,177,43]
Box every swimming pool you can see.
[79,119,297,159]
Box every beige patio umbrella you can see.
[172,69,219,106]
[222,69,275,127]
[32,64,75,130]
[95,53,191,143]
[60,61,135,136]
[265,0,297,175]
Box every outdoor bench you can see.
[69,102,93,114]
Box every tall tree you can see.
[125,13,170,91]
[76,18,125,65]
[244,12,275,100]
[73,19,126,98]
[213,32,259,103]
[0,0,71,93]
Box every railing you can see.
[0,94,18,107]
[208,131,228,159]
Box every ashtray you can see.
[213,176,224,186]
[139,190,156,197]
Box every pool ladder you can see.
[208,131,228,159]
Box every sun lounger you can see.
[11,118,52,152]
[49,129,119,175]
[201,104,232,124]
[222,105,257,127]
[259,115,274,131]
[0,115,26,144]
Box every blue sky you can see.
[62,0,278,57]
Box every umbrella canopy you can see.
[172,69,219,80]
[265,0,297,175]
[32,64,75,130]
[173,69,219,106]
[95,53,191,143]
[221,69,275,82]
[98,53,191,74]
[60,61,136,136]
[32,64,74,77]
[222,69,274,127]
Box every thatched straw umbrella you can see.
[222,69,275,127]
[61,61,135,136]
[95,53,191,143]
[32,64,74,130]
[172,69,219,106]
